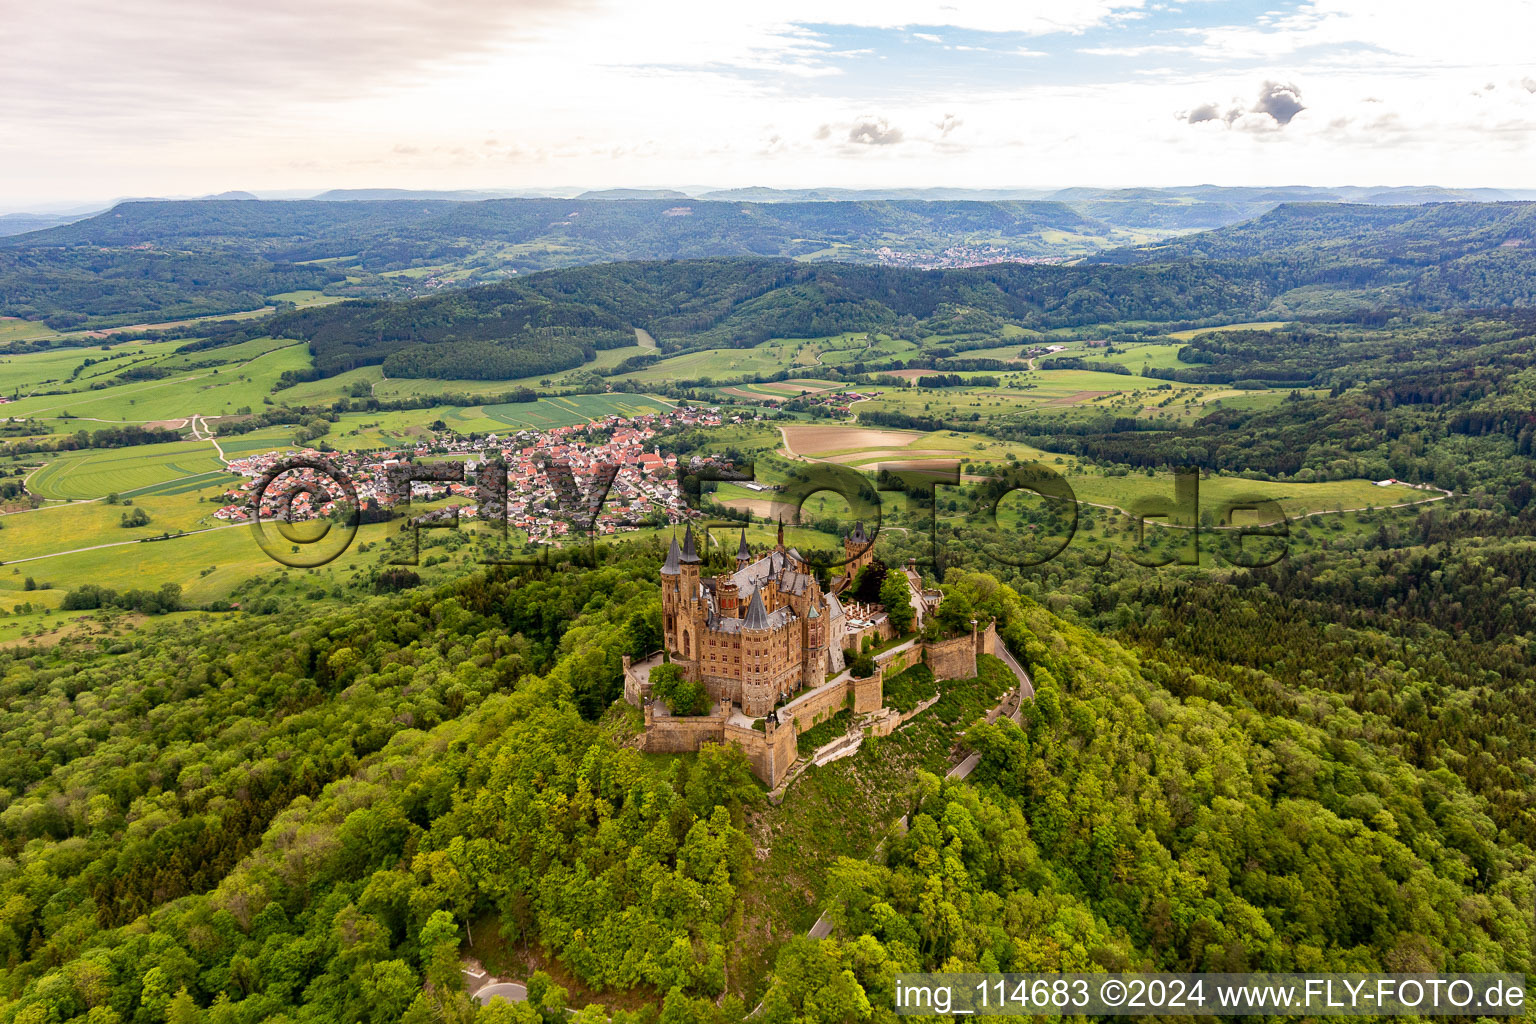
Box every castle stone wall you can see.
[850,668,883,714]
[926,633,978,680]
[643,705,799,787]
[877,644,923,677]
[641,704,728,753]
[782,676,852,735]
[723,719,797,788]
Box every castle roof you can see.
[730,549,811,598]
[680,525,701,563]
[737,529,750,558]
[846,521,869,544]
[661,535,681,575]
[708,603,791,634]
[742,588,771,630]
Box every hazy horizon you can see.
[6,181,1536,218]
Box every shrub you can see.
[650,663,709,715]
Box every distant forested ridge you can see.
[268,258,1265,378]
[5,197,1121,270]
[1096,201,1536,310]
[9,198,1536,330]
[0,248,340,328]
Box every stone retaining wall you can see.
[925,632,977,680]
[781,676,854,734]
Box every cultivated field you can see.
[25,439,231,499]
[779,423,927,456]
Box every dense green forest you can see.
[0,249,339,328]
[0,549,1528,1023]
[268,259,1264,378]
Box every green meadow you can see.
[2,342,311,423]
[0,318,61,345]
[24,439,231,499]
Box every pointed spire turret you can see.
[661,534,681,575]
[776,518,785,549]
[743,587,770,631]
[680,524,701,563]
[737,528,751,559]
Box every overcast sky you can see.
[5,0,1536,207]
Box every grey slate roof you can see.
[661,536,681,575]
[680,525,701,563]
[743,588,771,630]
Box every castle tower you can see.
[677,526,702,664]
[660,534,681,652]
[844,521,873,578]
[717,573,740,617]
[804,600,827,683]
[679,524,701,586]
[740,588,776,716]
[736,528,751,571]
[776,518,785,551]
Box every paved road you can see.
[994,643,1035,700]
[948,751,982,780]
[474,982,529,1006]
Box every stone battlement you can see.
[631,619,1000,788]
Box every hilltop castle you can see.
[660,523,859,717]
[630,521,999,788]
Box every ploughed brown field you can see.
[779,423,924,456]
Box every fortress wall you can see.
[623,652,666,707]
[981,620,999,657]
[878,644,923,677]
[641,705,727,753]
[724,720,797,788]
[897,692,943,726]
[926,633,978,680]
[783,676,852,735]
[850,668,883,714]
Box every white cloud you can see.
[2,0,1535,203]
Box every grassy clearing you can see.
[1,342,312,422]
[0,338,189,395]
[1068,474,1429,521]
[0,482,235,560]
[0,318,61,345]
